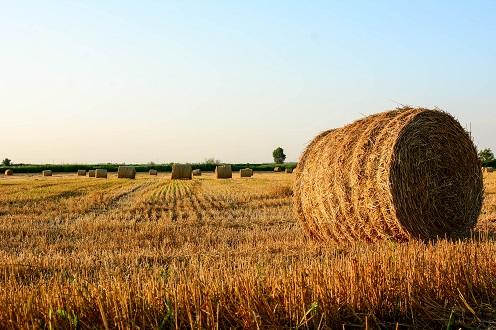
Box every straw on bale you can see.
[118,166,136,179]
[285,168,293,174]
[149,169,158,176]
[171,164,192,180]
[42,170,52,177]
[294,107,483,243]
[95,169,108,179]
[274,167,282,172]
[240,168,253,177]
[215,165,232,179]
[192,169,202,176]
[88,170,96,178]
[77,170,86,176]
[5,169,13,176]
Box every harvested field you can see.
[0,172,495,328]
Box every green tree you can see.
[204,158,221,165]
[272,147,286,164]
[2,158,11,166]
[479,148,495,164]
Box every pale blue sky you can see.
[1,1,495,164]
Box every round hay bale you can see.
[149,169,158,176]
[285,168,293,174]
[88,170,96,178]
[5,169,13,176]
[192,169,202,176]
[240,168,253,178]
[77,170,86,176]
[118,166,136,179]
[171,164,192,180]
[215,165,232,179]
[294,107,483,243]
[95,169,107,179]
[42,170,52,177]
[487,167,495,173]
[274,167,282,172]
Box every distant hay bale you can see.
[171,164,192,180]
[149,169,158,176]
[192,169,202,176]
[88,170,96,178]
[294,107,483,243]
[95,169,108,179]
[77,170,86,176]
[285,168,293,174]
[42,170,52,177]
[240,168,253,177]
[215,165,232,179]
[118,166,136,179]
[486,167,494,173]
[274,167,282,172]
[5,169,13,176]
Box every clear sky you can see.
[1,1,495,164]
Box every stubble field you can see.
[0,171,495,329]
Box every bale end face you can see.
[42,170,52,177]
[149,169,158,176]
[118,166,136,179]
[88,170,96,178]
[5,169,13,176]
[294,107,483,243]
[240,168,253,177]
[192,169,202,176]
[274,167,282,172]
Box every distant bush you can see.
[0,163,298,173]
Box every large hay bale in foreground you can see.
[42,170,52,177]
[88,170,96,178]
[240,168,253,177]
[77,170,86,176]
[192,169,202,176]
[294,107,483,243]
[215,165,232,179]
[149,169,158,176]
[5,169,13,176]
[95,169,107,179]
[171,164,192,180]
[118,166,136,179]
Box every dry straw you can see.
[4,169,13,176]
[294,107,483,243]
[149,169,158,176]
[118,166,136,179]
[95,169,108,179]
[171,164,192,180]
[215,165,232,179]
[77,170,86,176]
[192,169,202,176]
[88,170,96,178]
[42,170,52,177]
[240,168,253,177]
